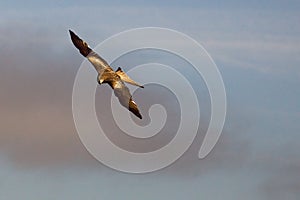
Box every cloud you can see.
[0,4,299,199]
[258,141,300,199]
[0,22,249,175]
[261,167,300,199]
[2,2,299,80]
[204,38,300,76]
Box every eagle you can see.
[69,30,143,119]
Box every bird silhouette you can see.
[69,30,143,119]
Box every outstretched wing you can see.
[69,30,111,75]
[115,67,144,88]
[111,79,142,119]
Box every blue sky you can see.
[0,0,299,199]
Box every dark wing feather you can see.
[69,30,92,57]
[69,30,110,75]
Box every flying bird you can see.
[69,30,143,119]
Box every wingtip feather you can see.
[129,100,143,119]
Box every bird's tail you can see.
[115,67,144,88]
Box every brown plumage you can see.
[69,30,143,119]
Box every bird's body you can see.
[69,30,143,119]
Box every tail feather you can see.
[116,67,144,88]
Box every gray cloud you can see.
[0,5,300,199]
[0,24,248,175]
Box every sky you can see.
[0,0,300,199]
